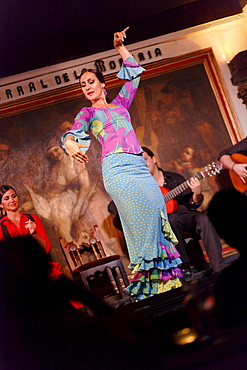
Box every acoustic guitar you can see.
[160,161,223,214]
[229,153,247,193]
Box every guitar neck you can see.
[164,172,204,203]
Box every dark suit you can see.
[162,169,226,272]
[218,137,247,159]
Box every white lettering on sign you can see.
[0,46,163,104]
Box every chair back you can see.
[59,237,106,273]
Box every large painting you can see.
[0,47,243,272]
[126,48,243,210]
[0,94,129,272]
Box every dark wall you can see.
[0,0,244,78]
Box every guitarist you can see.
[142,147,226,280]
[218,137,247,193]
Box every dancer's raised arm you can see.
[113,27,131,61]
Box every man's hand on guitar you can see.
[232,163,247,184]
[187,177,202,194]
[188,177,203,204]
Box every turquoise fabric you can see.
[102,153,182,300]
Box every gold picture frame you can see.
[0,47,242,263]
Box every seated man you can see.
[142,147,226,280]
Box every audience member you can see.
[208,188,247,329]
[0,236,159,369]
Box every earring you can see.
[0,208,6,217]
[103,88,107,96]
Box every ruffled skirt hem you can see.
[126,275,182,300]
[125,211,183,300]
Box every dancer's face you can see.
[79,71,104,101]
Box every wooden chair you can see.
[59,237,133,315]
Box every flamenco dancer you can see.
[62,27,182,300]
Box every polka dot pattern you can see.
[102,153,182,300]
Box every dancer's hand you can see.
[64,138,88,165]
[113,27,129,48]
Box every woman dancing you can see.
[62,27,182,300]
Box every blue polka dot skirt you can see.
[102,153,182,300]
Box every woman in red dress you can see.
[0,185,62,280]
